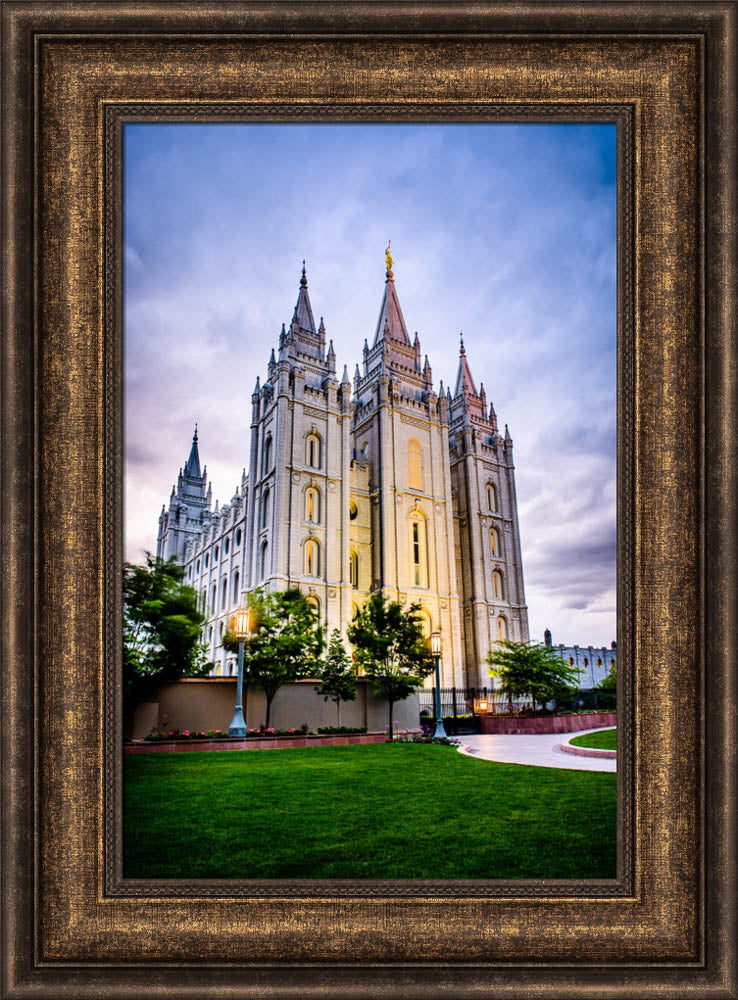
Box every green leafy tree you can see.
[314,630,358,727]
[123,553,211,708]
[598,660,617,691]
[487,640,582,712]
[347,593,434,740]
[224,588,324,729]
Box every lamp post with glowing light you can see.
[431,631,447,741]
[228,605,251,737]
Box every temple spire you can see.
[373,251,410,345]
[184,424,202,479]
[453,333,478,397]
[291,260,317,334]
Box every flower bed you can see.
[125,731,401,755]
[480,711,616,735]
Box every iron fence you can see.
[418,685,616,733]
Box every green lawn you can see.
[569,728,617,751]
[124,743,616,880]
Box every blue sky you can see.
[124,122,616,646]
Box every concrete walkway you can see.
[457,727,616,772]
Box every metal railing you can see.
[418,686,616,733]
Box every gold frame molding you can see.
[1,3,735,997]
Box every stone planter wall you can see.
[480,712,616,735]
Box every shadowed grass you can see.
[124,743,616,879]
[569,728,617,751]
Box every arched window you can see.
[261,487,270,529]
[235,528,242,547]
[232,570,240,603]
[349,550,359,588]
[597,658,603,667]
[218,621,224,642]
[224,538,229,555]
[305,538,321,576]
[351,602,359,621]
[568,657,574,666]
[487,483,499,513]
[221,577,228,610]
[196,559,200,573]
[210,585,217,615]
[493,569,504,600]
[490,527,501,557]
[306,433,322,469]
[349,500,358,520]
[306,595,320,618]
[205,553,209,568]
[408,438,423,491]
[583,657,589,668]
[260,540,268,580]
[416,608,432,641]
[262,434,273,475]
[497,616,508,641]
[409,515,428,588]
[305,487,321,524]
[214,545,219,562]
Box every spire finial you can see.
[300,260,307,287]
[459,332,465,355]
[193,422,198,441]
[385,241,393,273]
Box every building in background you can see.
[543,627,616,689]
[156,258,529,687]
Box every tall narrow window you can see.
[408,438,423,491]
[409,516,428,588]
[493,569,504,600]
[306,595,320,617]
[262,434,272,475]
[305,539,320,576]
[305,487,320,523]
[306,433,321,469]
[490,527,501,557]
[210,585,217,615]
[497,616,508,641]
[232,570,240,603]
[487,483,499,513]
[221,577,228,610]
[262,487,270,529]
[349,550,359,588]
[260,540,268,580]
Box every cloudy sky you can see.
[124,122,616,646]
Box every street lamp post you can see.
[431,631,447,741]
[228,605,251,738]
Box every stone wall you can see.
[130,677,421,739]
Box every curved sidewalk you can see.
[457,727,616,772]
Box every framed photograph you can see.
[1,3,735,998]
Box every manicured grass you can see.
[569,728,617,751]
[124,743,616,880]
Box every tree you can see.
[224,588,324,729]
[598,660,617,691]
[347,593,434,740]
[487,640,582,712]
[314,630,358,727]
[123,553,211,709]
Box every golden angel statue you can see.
[385,241,393,271]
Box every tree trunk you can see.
[388,700,395,740]
[336,699,341,728]
[265,693,273,730]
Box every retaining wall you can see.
[480,712,616,735]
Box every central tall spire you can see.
[373,249,410,345]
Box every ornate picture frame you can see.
[1,3,735,997]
